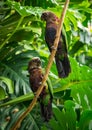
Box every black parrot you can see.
[28,57,53,121]
[41,11,71,78]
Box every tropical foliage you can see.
[0,0,92,130]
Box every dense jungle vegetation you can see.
[0,0,92,130]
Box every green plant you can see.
[0,0,92,130]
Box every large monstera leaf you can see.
[53,57,92,109]
[0,44,42,130]
[0,44,40,96]
[70,58,92,110]
[0,103,43,130]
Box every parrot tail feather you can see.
[40,99,52,122]
[55,55,71,78]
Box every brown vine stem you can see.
[10,0,70,129]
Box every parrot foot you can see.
[39,82,42,85]
[51,46,56,50]
[34,92,37,96]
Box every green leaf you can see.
[64,100,77,130]
[0,45,39,96]
[71,63,92,110]
[0,86,6,100]
[70,41,84,55]
[0,0,92,129]
[67,11,78,30]
[7,1,31,16]
[64,16,71,31]
[49,118,62,130]
[0,92,34,108]
[0,76,14,94]
[52,104,67,130]
[41,125,48,130]
[7,0,43,16]
[79,110,92,130]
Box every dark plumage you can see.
[41,11,71,78]
[28,57,53,121]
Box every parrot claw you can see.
[34,92,36,96]
[51,46,56,50]
[39,82,42,85]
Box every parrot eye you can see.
[43,12,48,17]
[41,12,48,20]
[31,57,41,66]
[37,59,41,66]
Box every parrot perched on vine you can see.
[28,57,53,121]
[41,11,71,78]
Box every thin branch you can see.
[10,0,70,129]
